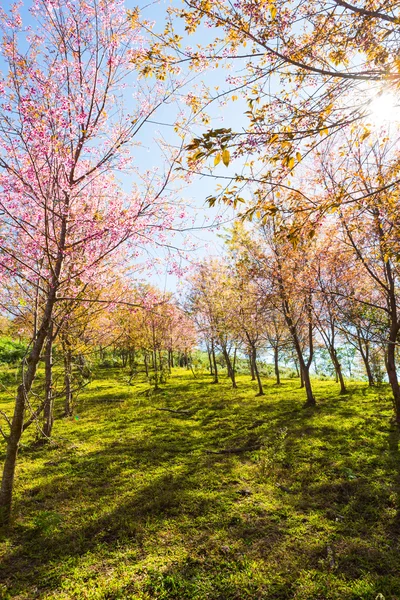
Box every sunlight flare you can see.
[369,92,400,125]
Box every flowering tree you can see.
[186,260,241,388]
[0,0,186,523]
[135,0,400,222]
[314,135,400,420]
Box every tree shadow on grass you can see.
[1,441,240,594]
[1,375,399,599]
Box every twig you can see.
[0,409,11,429]
[276,483,294,493]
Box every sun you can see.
[368,92,400,125]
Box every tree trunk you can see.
[358,339,375,386]
[280,286,315,405]
[0,384,26,525]
[301,364,315,405]
[293,357,300,378]
[144,352,149,377]
[64,349,73,417]
[208,347,214,376]
[274,346,281,385]
[222,346,237,388]
[252,347,264,396]
[153,348,159,390]
[158,350,164,381]
[249,352,256,380]
[387,328,400,425]
[43,325,54,438]
[300,367,304,388]
[211,340,218,384]
[329,348,347,394]
[0,285,58,524]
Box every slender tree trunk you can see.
[387,327,400,425]
[328,347,347,394]
[208,347,214,376]
[252,347,264,396]
[249,352,256,380]
[358,340,375,386]
[293,357,300,378]
[43,325,54,438]
[0,282,59,524]
[153,348,159,390]
[222,346,237,388]
[301,364,314,405]
[211,340,218,384]
[64,349,73,417]
[313,355,319,376]
[274,346,281,385]
[158,350,164,381]
[144,352,149,377]
[277,269,315,405]
[282,303,314,404]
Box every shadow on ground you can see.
[0,370,399,599]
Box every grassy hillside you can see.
[0,368,399,599]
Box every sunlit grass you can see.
[0,366,399,599]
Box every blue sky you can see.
[0,0,246,294]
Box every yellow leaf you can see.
[222,148,230,167]
[231,95,238,101]
[214,153,222,166]
[270,6,277,19]
[192,150,202,161]
[319,127,329,136]
[360,129,371,142]
[288,157,295,169]
[296,151,301,162]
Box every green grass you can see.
[0,336,27,366]
[0,367,399,599]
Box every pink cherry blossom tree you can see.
[0,0,186,523]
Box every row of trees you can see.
[185,201,399,414]
[132,0,400,418]
[132,0,400,421]
[0,282,197,520]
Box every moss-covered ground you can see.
[0,367,399,599]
